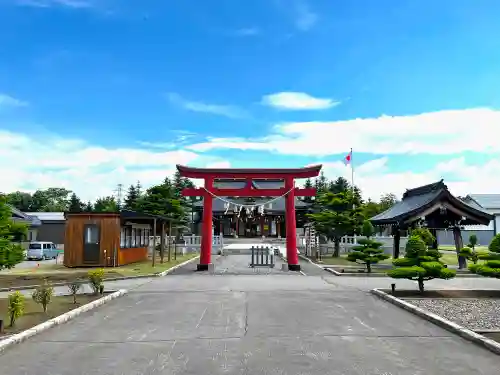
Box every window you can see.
[120,227,126,247]
[43,243,50,249]
[137,228,143,246]
[85,225,99,244]
[126,227,132,248]
[29,243,41,250]
[131,228,136,247]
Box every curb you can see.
[323,267,481,278]
[155,255,200,276]
[0,255,201,292]
[298,254,327,271]
[370,288,500,356]
[0,289,128,354]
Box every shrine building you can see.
[190,178,311,238]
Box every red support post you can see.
[199,177,213,271]
[285,177,300,271]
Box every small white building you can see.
[463,195,500,234]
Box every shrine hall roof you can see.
[193,196,309,212]
[370,180,493,226]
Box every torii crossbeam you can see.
[177,164,322,271]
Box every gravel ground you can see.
[405,298,500,330]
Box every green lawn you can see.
[0,253,199,289]
[439,245,488,252]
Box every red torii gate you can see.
[177,164,322,271]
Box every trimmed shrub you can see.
[473,234,500,278]
[67,281,82,304]
[410,228,435,247]
[7,291,25,327]
[32,281,54,313]
[388,235,456,292]
[88,269,105,295]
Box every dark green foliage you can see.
[68,193,84,212]
[468,234,478,249]
[469,234,500,278]
[459,247,480,264]
[123,184,140,210]
[307,190,364,257]
[93,196,119,212]
[387,235,456,292]
[0,195,26,271]
[346,238,389,273]
[410,227,435,246]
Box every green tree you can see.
[136,178,184,221]
[302,178,314,203]
[83,201,93,212]
[387,235,456,292]
[93,196,119,212]
[346,220,389,273]
[328,177,349,194]
[314,171,328,194]
[68,193,84,212]
[459,234,483,265]
[379,193,398,212]
[362,199,382,219]
[123,184,139,210]
[31,188,72,211]
[0,195,26,271]
[5,191,33,212]
[308,190,364,257]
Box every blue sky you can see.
[1,0,499,201]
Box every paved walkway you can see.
[1,256,500,374]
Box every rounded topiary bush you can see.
[489,234,500,253]
[388,235,455,292]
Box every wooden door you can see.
[83,224,100,264]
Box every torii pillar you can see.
[177,164,322,271]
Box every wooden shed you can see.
[63,210,174,268]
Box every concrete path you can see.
[1,256,500,374]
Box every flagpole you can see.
[350,148,355,209]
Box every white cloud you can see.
[262,92,339,110]
[233,27,260,36]
[0,130,227,202]
[0,93,28,108]
[166,93,248,119]
[16,0,92,8]
[188,108,500,156]
[294,1,317,31]
[319,156,500,201]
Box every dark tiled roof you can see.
[371,180,493,226]
[467,194,500,210]
[10,205,42,226]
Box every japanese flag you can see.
[343,151,352,165]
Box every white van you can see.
[26,242,59,261]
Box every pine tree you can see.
[388,235,456,292]
[135,181,142,197]
[123,185,138,210]
[68,193,83,212]
[347,220,389,273]
[83,201,93,212]
[303,178,314,203]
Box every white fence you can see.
[148,234,224,255]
